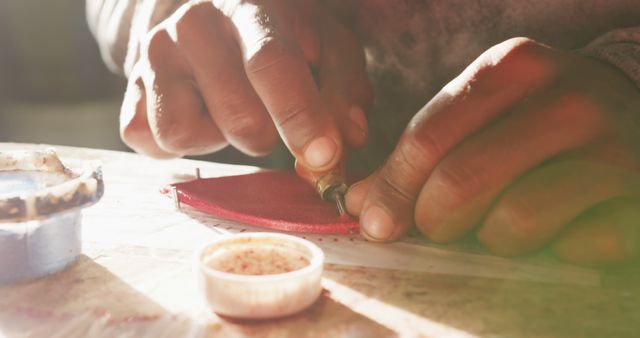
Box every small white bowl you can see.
[194,233,324,319]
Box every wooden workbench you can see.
[0,143,638,338]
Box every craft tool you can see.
[295,158,348,217]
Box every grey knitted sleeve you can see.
[86,0,187,76]
[580,26,640,89]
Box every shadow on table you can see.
[174,213,395,337]
[214,289,394,338]
[323,264,640,338]
[0,255,194,337]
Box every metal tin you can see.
[0,149,103,283]
[0,209,82,283]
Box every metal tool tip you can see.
[333,191,347,216]
[171,186,181,210]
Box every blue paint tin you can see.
[0,149,103,283]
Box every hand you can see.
[120,0,372,173]
[346,37,640,267]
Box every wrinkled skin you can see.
[117,0,640,267]
[120,0,372,174]
[346,38,640,267]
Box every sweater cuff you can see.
[123,0,188,77]
[579,27,640,90]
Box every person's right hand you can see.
[121,0,372,172]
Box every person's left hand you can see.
[346,37,640,267]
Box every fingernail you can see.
[348,106,368,136]
[361,205,395,241]
[304,136,337,169]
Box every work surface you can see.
[0,143,639,338]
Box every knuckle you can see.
[156,120,182,144]
[558,90,597,115]
[245,37,293,76]
[402,124,443,171]
[143,28,171,64]
[496,37,546,62]
[545,90,605,130]
[160,130,196,152]
[155,114,228,154]
[224,113,266,141]
[592,233,633,262]
[120,123,142,147]
[478,37,553,81]
[153,116,196,152]
[120,114,144,144]
[378,169,415,205]
[276,102,314,130]
[429,164,480,206]
[368,172,416,233]
[487,199,537,243]
[174,2,211,37]
[119,88,146,144]
[214,96,271,141]
[449,37,554,97]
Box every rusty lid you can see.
[0,149,104,222]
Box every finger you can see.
[345,171,378,216]
[357,133,435,241]
[399,38,557,172]
[416,87,609,243]
[120,67,175,159]
[233,3,343,171]
[142,27,227,156]
[171,3,279,156]
[477,152,640,256]
[355,38,557,242]
[552,197,640,267]
[318,15,373,149]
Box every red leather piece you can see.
[163,171,359,234]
